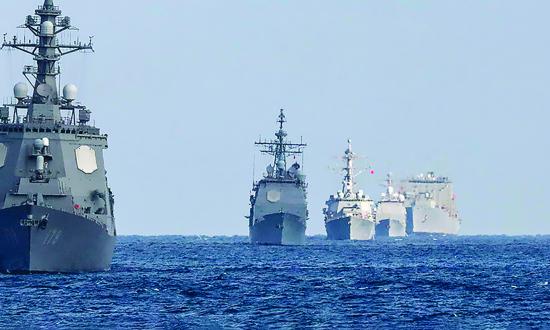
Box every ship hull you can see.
[250,212,306,245]
[406,206,459,235]
[0,205,116,273]
[375,219,406,238]
[325,216,375,241]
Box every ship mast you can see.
[342,139,355,196]
[255,109,307,179]
[274,110,287,174]
[1,0,93,123]
[385,173,394,198]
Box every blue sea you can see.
[1,236,549,329]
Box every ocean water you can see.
[1,236,549,329]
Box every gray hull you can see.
[250,212,306,245]
[0,205,115,273]
[326,216,375,240]
[375,218,407,238]
[405,206,459,236]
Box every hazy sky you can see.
[1,1,549,236]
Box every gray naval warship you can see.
[324,140,376,240]
[374,173,407,237]
[401,172,460,235]
[248,110,308,245]
[0,0,116,273]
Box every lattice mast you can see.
[341,139,356,196]
[255,109,307,178]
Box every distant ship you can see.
[248,110,308,245]
[0,0,116,273]
[375,173,407,237]
[401,172,460,235]
[324,140,375,240]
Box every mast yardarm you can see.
[342,139,355,196]
[1,0,93,122]
[255,109,307,179]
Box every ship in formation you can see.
[0,0,116,273]
[323,142,460,240]
[247,110,308,245]
[323,140,376,240]
[375,173,407,237]
[401,172,460,236]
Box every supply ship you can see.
[0,0,116,273]
[248,110,308,245]
[324,140,375,240]
[401,172,460,235]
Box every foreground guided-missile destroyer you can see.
[401,172,460,235]
[0,0,116,273]
[375,173,407,237]
[248,110,308,245]
[324,140,375,240]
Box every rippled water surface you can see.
[1,236,549,328]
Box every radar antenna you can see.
[342,139,356,196]
[1,0,93,123]
[255,109,307,179]
[277,109,286,130]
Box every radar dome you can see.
[41,21,54,36]
[13,82,28,100]
[33,139,44,150]
[276,160,285,169]
[63,84,78,101]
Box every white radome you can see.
[41,21,54,36]
[33,138,44,150]
[13,82,28,99]
[63,84,78,101]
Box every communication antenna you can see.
[254,109,307,179]
[1,0,93,123]
[301,136,305,171]
[57,64,61,96]
[252,153,256,185]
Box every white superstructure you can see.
[375,173,407,237]
[324,140,375,240]
[401,172,460,235]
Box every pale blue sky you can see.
[1,1,549,235]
